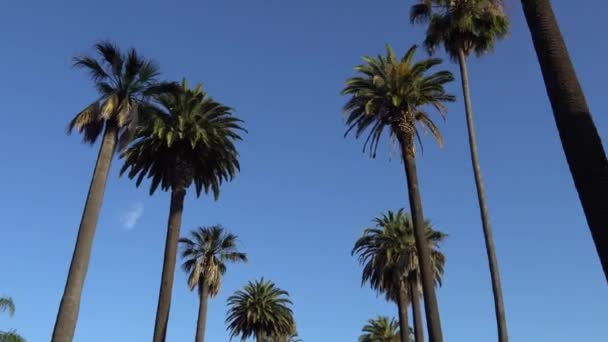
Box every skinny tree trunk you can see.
[396,281,411,342]
[521,0,608,282]
[195,281,209,342]
[256,331,265,342]
[409,277,424,342]
[457,48,509,342]
[400,140,443,342]
[52,122,118,342]
[153,188,186,342]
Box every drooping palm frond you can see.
[410,0,509,59]
[358,316,403,342]
[342,44,455,159]
[179,225,247,297]
[120,79,245,198]
[352,210,446,301]
[69,40,177,146]
[226,278,295,341]
[0,297,15,317]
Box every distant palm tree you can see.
[53,41,175,342]
[179,226,247,342]
[520,0,608,282]
[264,332,302,342]
[121,79,244,342]
[0,330,26,342]
[343,44,454,342]
[0,297,15,317]
[358,316,403,342]
[226,278,295,342]
[353,210,446,342]
[410,1,510,340]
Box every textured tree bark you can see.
[152,188,186,342]
[409,277,424,342]
[521,0,608,282]
[52,122,118,342]
[457,48,509,342]
[401,138,443,342]
[396,281,411,342]
[194,281,209,342]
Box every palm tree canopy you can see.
[352,209,446,301]
[179,225,247,296]
[410,0,509,59]
[358,316,402,342]
[226,278,295,340]
[120,79,245,198]
[68,40,177,148]
[0,297,15,317]
[342,44,455,158]
[0,330,26,342]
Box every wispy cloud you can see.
[119,202,144,230]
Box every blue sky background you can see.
[1,1,606,341]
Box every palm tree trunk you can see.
[396,281,411,342]
[521,0,608,282]
[195,281,210,342]
[52,122,118,342]
[256,331,265,342]
[400,139,443,342]
[152,187,186,342]
[457,48,508,342]
[409,277,423,342]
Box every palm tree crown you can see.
[358,316,402,342]
[342,44,455,158]
[120,79,245,197]
[68,41,176,147]
[410,0,509,59]
[180,225,247,296]
[226,278,295,341]
[352,209,446,300]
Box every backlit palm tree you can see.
[121,79,244,342]
[358,316,403,342]
[410,1,510,340]
[54,41,176,342]
[343,44,454,342]
[226,278,295,342]
[179,225,247,342]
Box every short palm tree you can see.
[264,332,301,342]
[410,1,510,340]
[121,79,244,342]
[0,297,25,342]
[343,44,454,342]
[353,210,446,342]
[226,278,295,342]
[53,41,175,342]
[0,331,26,342]
[520,0,608,282]
[179,225,247,342]
[358,316,403,342]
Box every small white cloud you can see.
[119,202,144,230]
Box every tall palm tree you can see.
[343,44,454,342]
[53,41,175,342]
[179,225,247,342]
[520,0,608,282]
[226,278,295,342]
[0,297,15,317]
[410,1,510,340]
[358,316,402,342]
[121,79,244,342]
[352,210,446,342]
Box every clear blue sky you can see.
[1,1,606,341]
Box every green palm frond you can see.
[0,330,26,342]
[342,44,455,159]
[179,225,247,296]
[69,41,177,147]
[120,79,245,198]
[0,297,15,317]
[358,316,403,342]
[411,0,509,60]
[226,278,295,341]
[352,210,446,302]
